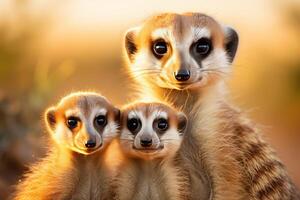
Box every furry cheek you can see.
[132,49,161,72]
[160,128,182,142]
[201,48,230,71]
[102,122,119,144]
[53,123,73,146]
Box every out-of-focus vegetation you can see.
[0,0,299,199]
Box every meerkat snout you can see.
[174,69,191,81]
[140,135,152,147]
[85,139,97,148]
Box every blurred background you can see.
[0,0,299,198]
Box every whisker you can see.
[131,72,160,77]
[201,68,227,72]
[119,138,134,141]
[206,71,227,76]
[130,71,160,79]
[183,90,190,111]
[132,70,161,75]
[160,139,177,141]
[103,135,118,139]
[164,89,174,105]
[131,71,161,76]
[131,68,161,73]
[196,69,229,77]
[192,67,228,72]
[204,71,227,75]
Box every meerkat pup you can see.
[113,102,189,200]
[13,92,120,200]
[123,13,300,199]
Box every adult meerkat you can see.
[13,92,120,200]
[114,102,189,200]
[123,13,300,199]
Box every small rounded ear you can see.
[223,26,239,63]
[124,27,140,62]
[177,112,188,133]
[45,107,56,132]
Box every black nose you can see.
[174,69,190,81]
[85,139,96,148]
[140,138,152,147]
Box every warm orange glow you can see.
[0,1,299,198]
[104,139,125,168]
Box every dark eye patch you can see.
[66,116,80,130]
[94,115,107,127]
[127,117,142,134]
[194,38,212,57]
[189,38,213,67]
[152,39,168,59]
[153,118,169,133]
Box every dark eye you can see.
[152,40,168,58]
[156,118,168,132]
[127,118,141,134]
[67,117,80,130]
[195,38,212,56]
[95,115,107,126]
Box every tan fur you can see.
[12,92,120,200]
[13,144,113,200]
[124,13,300,200]
[114,155,190,200]
[114,103,190,200]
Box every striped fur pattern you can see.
[217,102,299,200]
[123,12,300,199]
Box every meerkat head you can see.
[124,12,238,90]
[120,102,187,160]
[44,92,120,155]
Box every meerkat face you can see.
[120,103,187,160]
[124,13,238,90]
[45,92,120,155]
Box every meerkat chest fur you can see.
[116,158,184,200]
[163,85,244,199]
[69,153,112,200]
